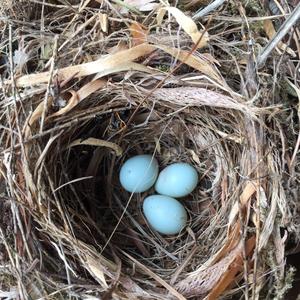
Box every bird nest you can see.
[0,1,300,299]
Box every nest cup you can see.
[2,75,297,299]
[20,82,256,299]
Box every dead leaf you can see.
[207,236,256,299]
[189,149,201,165]
[130,21,148,45]
[49,90,79,118]
[175,236,255,298]
[107,41,129,54]
[156,5,166,25]
[157,45,223,84]
[122,0,159,12]
[15,43,222,87]
[98,13,108,33]
[24,98,52,138]
[93,61,155,80]
[159,6,209,49]
[201,52,221,65]
[15,44,156,87]
[228,182,258,228]
[176,252,235,298]
[48,79,107,118]
[77,79,107,101]
[68,137,123,156]
[203,222,241,269]
[85,255,108,287]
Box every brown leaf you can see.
[176,235,255,298]
[68,137,123,156]
[130,21,148,45]
[157,45,223,84]
[122,0,158,12]
[93,61,155,80]
[85,255,109,287]
[15,44,156,87]
[207,236,256,299]
[24,98,52,138]
[203,222,241,269]
[48,79,107,118]
[49,90,79,118]
[15,43,223,88]
[98,12,108,33]
[228,181,258,228]
[158,6,209,49]
[77,79,107,100]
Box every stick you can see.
[257,2,300,67]
[193,0,226,20]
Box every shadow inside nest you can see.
[39,95,240,288]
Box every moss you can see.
[249,20,265,35]
[263,247,296,299]
[274,266,296,299]
[244,0,263,14]
[0,273,16,291]
[280,80,299,98]
[157,64,170,72]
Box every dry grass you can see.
[0,0,300,299]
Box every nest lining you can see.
[42,88,239,269]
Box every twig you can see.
[257,2,300,68]
[193,0,226,20]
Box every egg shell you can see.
[143,195,187,235]
[119,155,159,193]
[155,163,198,197]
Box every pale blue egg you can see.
[119,155,159,193]
[143,195,187,235]
[143,195,187,234]
[155,163,198,197]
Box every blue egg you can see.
[155,163,198,197]
[119,155,159,193]
[143,195,187,235]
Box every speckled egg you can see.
[119,154,159,193]
[155,163,198,197]
[143,195,187,235]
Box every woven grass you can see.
[0,0,300,299]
